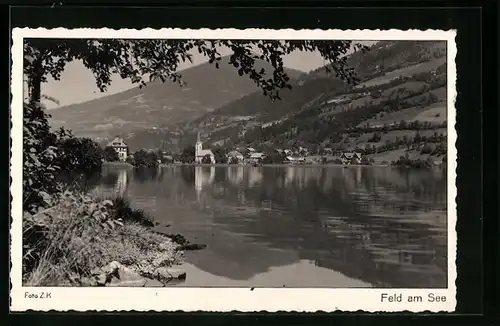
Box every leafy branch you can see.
[24,39,369,103]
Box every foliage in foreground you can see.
[23,102,62,212]
[22,190,183,286]
[23,102,107,212]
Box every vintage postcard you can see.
[10,28,457,312]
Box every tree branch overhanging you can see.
[23,39,370,103]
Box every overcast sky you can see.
[37,41,377,109]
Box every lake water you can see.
[93,165,448,288]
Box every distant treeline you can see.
[392,153,447,169]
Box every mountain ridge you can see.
[48,56,304,140]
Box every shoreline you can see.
[102,161,134,168]
[22,192,187,287]
[157,162,445,169]
[104,161,400,169]
[160,163,395,168]
[102,160,443,170]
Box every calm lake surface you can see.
[93,165,448,288]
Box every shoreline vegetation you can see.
[153,161,445,169]
[23,189,197,287]
[103,158,445,169]
[118,139,444,172]
[23,102,189,287]
[23,190,191,287]
[115,150,445,170]
[106,161,444,170]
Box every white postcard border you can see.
[10,28,458,312]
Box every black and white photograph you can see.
[11,28,457,312]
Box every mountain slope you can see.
[48,56,304,140]
[185,41,445,127]
[148,40,448,164]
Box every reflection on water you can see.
[95,165,447,288]
[195,166,215,201]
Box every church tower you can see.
[195,131,202,157]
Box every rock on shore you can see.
[83,261,187,287]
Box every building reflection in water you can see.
[227,166,244,186]
[194,166,215,201]
[114,168,128,197]
[227,166,247,205]
[247,167,263,187]
[284,167,295,187]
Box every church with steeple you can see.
[194,132,215,164]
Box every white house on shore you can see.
[107,136,129,162]
[248,152,266,163]
[195,132,215,164]
[284,156,306,164]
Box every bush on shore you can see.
[130,149,159,168]
[103,146,120,162]
[392,154,434,169]
[109,196,155,227]
[22,190,183,286]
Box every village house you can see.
[226,150,244,163]
[107,136,129,162]
[244,147,256,157]
[340,152,363,165]
[298,146,309,156]
[248,152,266,164]
[195,132,215,164]
[161,151,174,164]
[284,156,306,165]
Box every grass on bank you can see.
[22,190,183,286]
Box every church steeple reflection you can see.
[194,166,215,201]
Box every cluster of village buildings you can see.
[193,132,363,165]
[107,135,363,166]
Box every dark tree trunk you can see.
[27,56,43,104]
[29,74,41,104]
